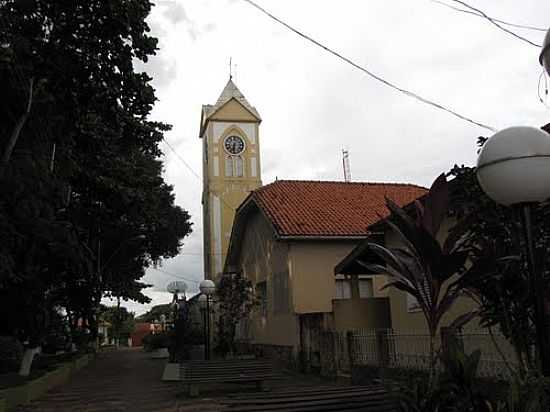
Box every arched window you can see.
[235,156,244,177]
[225,156,234,177]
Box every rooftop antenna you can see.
[342,149,351,182]
[229,57,232,80]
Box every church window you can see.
[235,156,244,177]
[225,155,234,177]
[335,279,351,299]
[359,278,373,298]
[225,155,245,177]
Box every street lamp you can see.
[198,294,208,360]
[167,281,188,362]
[199,279,216,360]
[476,125,550,375]
[540,27,550,76]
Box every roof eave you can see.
[277,234,371,241]
[205,97,262,123]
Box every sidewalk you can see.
[17,348,219,412]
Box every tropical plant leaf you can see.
[364,242,410,278]
[423,173,449,236]
[448,310,479,331]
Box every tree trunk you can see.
[19,346,40,377]
[1,78,34,172]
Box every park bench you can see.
[222,384,398,411]
[180,358,281,397]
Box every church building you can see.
[201,78,427,367]
[200,79,262,281]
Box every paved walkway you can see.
[17,348,219,412]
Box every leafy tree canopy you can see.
[0,0,192,348]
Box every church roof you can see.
[245,180,427,239]
[201,78,261,122]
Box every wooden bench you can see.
[180,358,281,397]
[222,385,398,411]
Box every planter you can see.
[150,348,169,359]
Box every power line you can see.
[445,0,542,47]
[431,0,547,32]
[150,267,200,284]
[241,0,497,132]
[162,138,201,179]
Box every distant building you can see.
[131,323,153,347]
[224,179,426,367]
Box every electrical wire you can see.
[162,138,201,179]
[445,0,542,47]
[431,0,547,32]
[150,267,200,284]
[241,0,497,132]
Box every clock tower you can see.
[200,78,262,281]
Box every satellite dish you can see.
[540,27,550,76]
[167,281,188,294]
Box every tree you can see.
[360,174,472,382]
[0,0,192,374]
[448,163,539,375]
[99,305,136,346]
[215,272,257,356]
[137,304,173,323]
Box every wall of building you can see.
[288,240,358,314]
[332,297,392,332]
[238,210,300,349]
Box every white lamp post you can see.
[477,125,550,375]
[198,294,208,360]
[540,27,550,76]
[199,279,216,360]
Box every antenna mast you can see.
[342,149,351,182]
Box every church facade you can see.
[200,79,263,281]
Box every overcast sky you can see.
[117,0,550,315]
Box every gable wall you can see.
[237,210,299,347]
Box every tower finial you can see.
[229,57,233,80]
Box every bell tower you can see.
[200,78,262,281]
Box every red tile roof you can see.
[250,180,427,238]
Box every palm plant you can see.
[359,174,473,382]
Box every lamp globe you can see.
[199,279,216,296]
[476,126,550,206]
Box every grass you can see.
[0,352,81,390]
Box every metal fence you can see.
[319,328,519,380]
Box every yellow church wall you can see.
[238,210,299,348]
[209,99,259,122]
[289,241,358,314]
[202,94,262,280]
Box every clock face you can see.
[224,135,245,155]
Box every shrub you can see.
[0,336,23,373]
[143,332,170,352]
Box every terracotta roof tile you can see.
[250,180,427,238]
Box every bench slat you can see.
[223,388,388,404]
[224,391,391,406]
[225,398,397,412]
